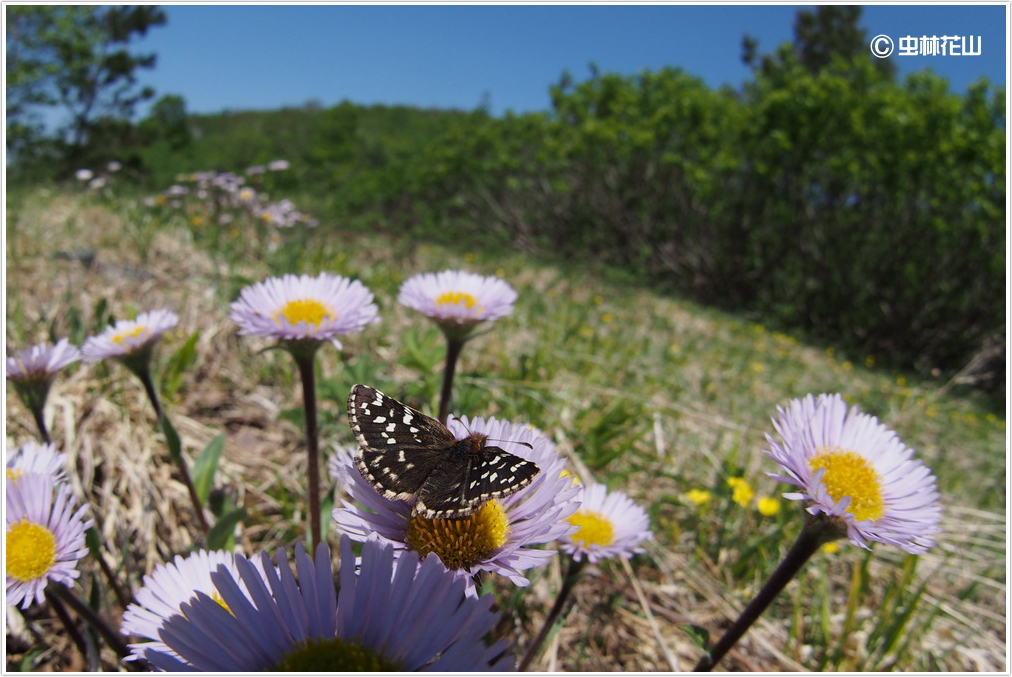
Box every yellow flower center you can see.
[567,509,615,548]
[271,636,399,671]
[112,325,149,345]
[211,590,232,615]
[809,447,885,522]
[6,519,57,582]
[275,299,334,329]
[406,501,509,570]
[435,291,479,309]
[7,468,22,482]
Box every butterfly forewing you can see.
[348,384,454,499]
[347,384,541,518]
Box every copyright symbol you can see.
[870,35,894,58]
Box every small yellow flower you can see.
[601,312,614,324]
[593,295,604,305]
[895,375,907,387]
[756,496,780,516]
[822,541,840,554]
[727,477,754,507]
[685,488,711,506]
[841,361,853,372]
[865,355,876,368]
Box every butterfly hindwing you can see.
[415,442,541,518]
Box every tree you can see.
[743,5,895,79]
[139,94,191,150]
[6,5,167,172]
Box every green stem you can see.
[294,351,322,549]
[438,336,465,425]
[692,515,844,671]
[518,558,587,671]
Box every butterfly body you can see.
[348,384,540,519]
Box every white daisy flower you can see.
[764,393,941,554]
[333,415,580,590]
[560,484,653,563]
[398,270,517,338]
[143,538,514,671]
[229,273,379,350]
[6,474,92,609]
[80,309,179,364]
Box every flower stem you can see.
[136,367,209,534]
[30,405,52,445]
[692,515,843,671]
[47,582,133,661]
[518,558,587,671]
[48,592,92,667]
[294,352,322,549]
[438,336,465,424]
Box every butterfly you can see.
[347,384,541,519]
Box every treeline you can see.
[394,59,1004,381]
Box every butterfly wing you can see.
[414,443,541,519]
[348,384,457,501]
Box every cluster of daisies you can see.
[142,162,318,230]
[6,265,941,671]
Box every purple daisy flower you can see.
[398,270,517,339]
[81,309,179,364]
[764,393,941,554]
[120,549,262,664]
[6,338,80,383]
[333,415,580,589]
[229,273,379,350]
[5,473,92,609]
[143,537,513,671]
[6,441,69,484]
[560,483,653,563]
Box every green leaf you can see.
[191,433,225,503]
[160,331,200,399]
[682,625,710,651]
[206,507,247,551]
[161,414,183,463]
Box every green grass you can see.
[5,185,1005,671]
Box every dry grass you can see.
[5,189,1006,671]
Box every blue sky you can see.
[118,4,1011,118]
